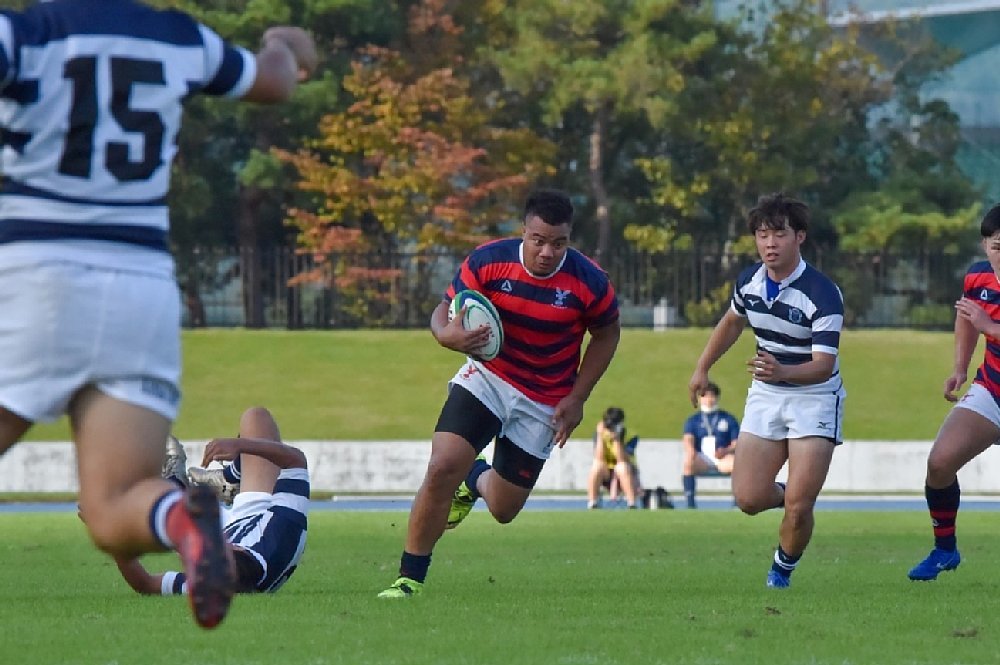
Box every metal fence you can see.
[175,245,971,329]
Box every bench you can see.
[695,468,733,494]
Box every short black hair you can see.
[747,192,809,234]
[981,203,1000,237]
[602,407,625,430]
[702,382,720,397]
[524,189,574,226]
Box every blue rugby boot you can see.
[766,569,791,589]
[908,548,961,581]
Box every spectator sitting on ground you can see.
[587,407,639,509]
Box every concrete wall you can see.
[4,439,1000,494]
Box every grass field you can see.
[21,328,964,443]
[3,509,1000,665]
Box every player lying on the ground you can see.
[113,407,310,595]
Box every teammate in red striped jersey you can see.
[380,189,621,598]
[908,204,1000,581]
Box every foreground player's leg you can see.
[0,406,32,457]
[908,481,962,581]
[447,454,490,528]
[380,432,477,598]
[72,387,235,627]
[909,408,997,581]
[767,437,834,589]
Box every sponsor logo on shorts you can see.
[817,421,831,430]
[140,378,180,406]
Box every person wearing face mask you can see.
[680,382,740,509]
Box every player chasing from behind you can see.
[0,0,316,628]
[908,204,1000,581]
[112,407,310,596]
[379,189,621,598]
[688,193,847,589]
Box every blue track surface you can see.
[5,495,1000,513]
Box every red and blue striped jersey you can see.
[446,238,619,406]
[966,261,1000,399]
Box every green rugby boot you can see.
[378,576,423,599]
[445,480,477,530]
[446,454,487,530]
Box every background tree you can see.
[277,0,555,325]
[158,0,404,325]
[485,0,728,265]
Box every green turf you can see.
[22,328,962,442]
[2,509,998,665]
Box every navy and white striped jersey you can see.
[222,467,310,593]
[731,259,844,393]
[0,0,255,269]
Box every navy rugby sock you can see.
[222,457,242,484]
[771,544,800,578]
[400,551,431,583]
[926,480,960,551]
[465,457,491,500]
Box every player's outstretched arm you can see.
[114,556,164,596]
[242,26,318,103]
[202,437,307,469]
[689,309,745,406]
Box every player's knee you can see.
[782,502,813,530]
[734,494,768,515]
[239,406,280,439]
[925,450,958,483]
[487,503,521,524]
[81,512,126,555]
[424,455,469,489]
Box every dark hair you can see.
[233,549,263,593]
[702,382,720,397]
[981,203,1000,237]
[747,193,809,234]
[602,407,625,430]
[524,189,574,226]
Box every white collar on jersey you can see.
[758,258,807,291]
[519,241,567,280]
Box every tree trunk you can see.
[238,183,265,328]
[589,103,612,265]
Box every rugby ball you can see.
[448,290,504,361]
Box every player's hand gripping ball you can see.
[448,290,504,361]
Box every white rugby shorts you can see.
[0,261,181,422]
[449,359,558,459]
[740,381,846,444]
[954,382,1000,430]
